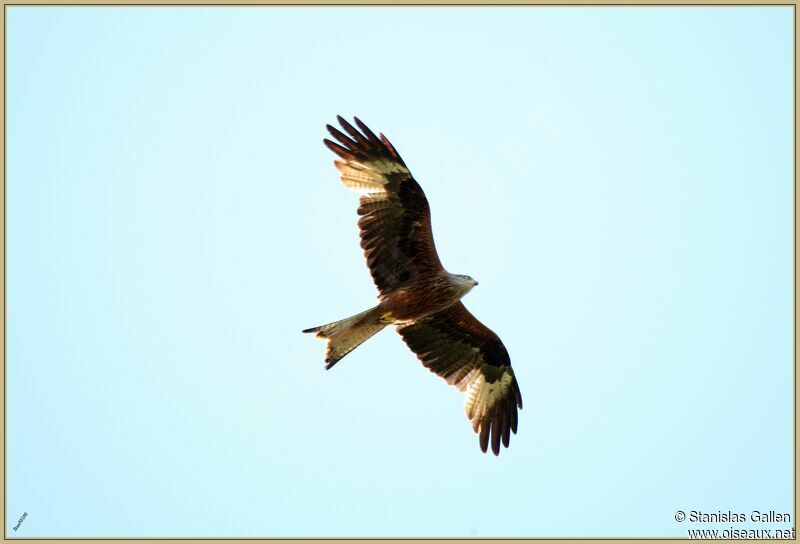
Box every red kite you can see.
[303,116,522,455]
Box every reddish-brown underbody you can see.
[378,272,471,323]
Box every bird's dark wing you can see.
[324,116,444,296]
[397,302,522,455]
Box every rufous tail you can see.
[302,306,388,369]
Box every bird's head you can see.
[453,273,479,295]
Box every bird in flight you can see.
[303,116,522,455]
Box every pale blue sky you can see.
[7,6,793,538]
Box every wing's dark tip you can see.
[353,116,379,142]
[326,124,346,141]
[328,125,359,150]
[323,138,357,161]
[324,116,407,168]
[479,424,490,454]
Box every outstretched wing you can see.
[324,116,444,295]
[397,302,522,455]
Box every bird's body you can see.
[379,272,477,324]
[303,116,522,455]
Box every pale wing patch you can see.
[334,158,409,194]
[450,353,483,391]
[463,369,514,433]
[334,160,387,194]
[369,158,410,175]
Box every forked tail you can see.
[302,305,388,369]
